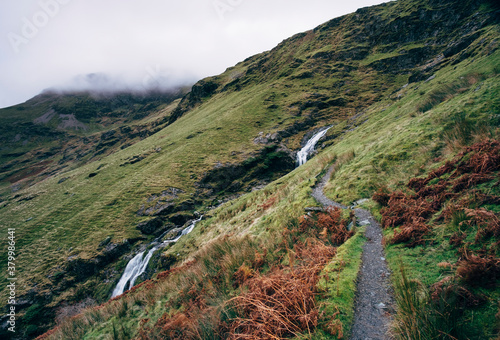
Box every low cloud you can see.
[0,0,389,108]
[50,70,198,95]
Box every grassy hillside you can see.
[0,0,499,338]
[0,90,188,197]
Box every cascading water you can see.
[296,127,331,166]
[111,216,203,298]
[111,246,158,298]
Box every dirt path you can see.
[312,166,394,339]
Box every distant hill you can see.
[0,88,189,195]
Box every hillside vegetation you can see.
[0,0,499,338]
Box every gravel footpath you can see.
[312,166,394,339]
[311,166,347,209]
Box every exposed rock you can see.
[98,236,112,248]
[253,131,282,145]
[136,217,164,235]
[197,144,295,197]
[305,207,326,212]
[169,79,220,124]
[169,212,195,226]
[443,32,481,58]
[162,227,183,241]
[137,187,187,216]
[190,80,219,100]
[65,240,133,281]
[369,46,437,73]
[120,154,146,166]
[409,70,434,83]
[162,187,184,198]
[58,177,69,184]
[58,114,88,131]
[153,202,176,216]
[33,109,57,125]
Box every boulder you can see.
[163,228,183,241]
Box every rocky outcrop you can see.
[169,79,220,124]
[136,217,164,235]
[197,144,295,196]
[369,46,438,73]
[253,132,281,145]
[65,240,133,281]
[136,187,192,217]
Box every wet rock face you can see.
[65,241,132,281]
[169,212,195,226]
[197,145,296,196]
[163,228,183,241]
[136,217,164,235]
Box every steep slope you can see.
[0,0,499,338]
[0,89,188,197]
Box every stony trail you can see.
[312,165,394,339]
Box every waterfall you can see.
[296,127,331,166]
[111,216,203,298]
[111,246,158,298]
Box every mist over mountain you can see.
[0,0,388,109]
[47,71,198,96]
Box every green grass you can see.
[313,226,366,339]
[322,47,500,205]
[386,236,500,339]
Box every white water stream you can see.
[296,127,331,166]
[111,216,203,298]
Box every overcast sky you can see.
[0,0,389,108]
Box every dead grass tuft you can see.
[233,264,255,288]
[228,239,335,339]
[372,186,391,206]
[379,139,500,248]
[317,207,353,245]
[456,250,500,287]
[229,268,319,339]
[391,218,431,247]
